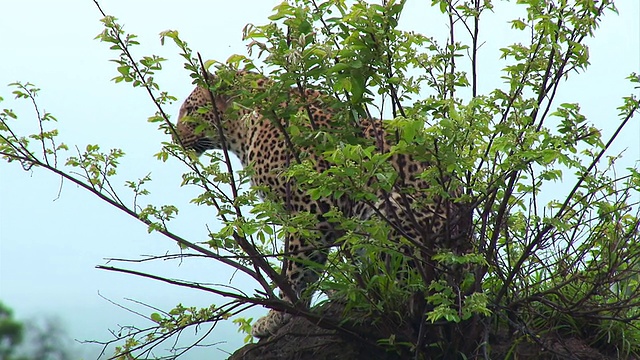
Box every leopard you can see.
[175,70,472,338]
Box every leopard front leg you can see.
[251,233,330,338]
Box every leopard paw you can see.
[251,310,292,338]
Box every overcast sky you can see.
[0,1,638,359]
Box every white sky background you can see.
[0,1,638,359]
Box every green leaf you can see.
[150,313,163,323]
[510,19,527,30]
[117,65,130,76]
[269,1,294,20]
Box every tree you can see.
[0,303,76,360]
[1,0,639,359]
[20,318,75,360]
[0,303,24,360]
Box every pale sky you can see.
[0,1,638,359]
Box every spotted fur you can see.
[176,71,472,338]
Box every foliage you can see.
[0,302,24,360]
[1,0,639,359]
[0,302,77,360]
